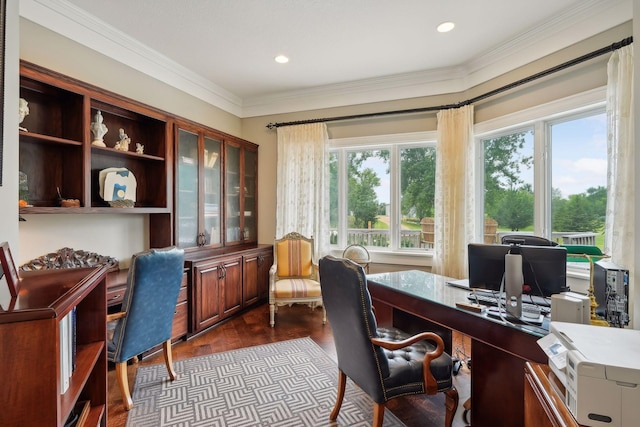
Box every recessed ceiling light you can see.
[437,22,455,33]
[274,55,289,64]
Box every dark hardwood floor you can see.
[107,303,471,427]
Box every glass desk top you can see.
[366,269,549,338]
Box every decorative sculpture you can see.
[135,143,144,154]
[90,110,108,147]
[114,128,131,151]
[18,98,29,131]
[19,247,119,272]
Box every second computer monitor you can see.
[468,243,568,297]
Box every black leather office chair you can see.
[501,234,558,246]
[318,256,458,427]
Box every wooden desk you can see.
[367,270,548,427]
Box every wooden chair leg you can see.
[444,387,459,427]
[462,396,472,425]
[270,303,276,327]
[373,403,385,427]
[163,339,177,381]
[330,370,347,421]
[115,361,133,411]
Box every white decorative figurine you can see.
[114,128,131,151]
[90,110,108,147]
[135,143,144,154]
[19,98,29,131]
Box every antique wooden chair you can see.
[319,256,459,427]
[269,232,325,327]
[106,246,185,410]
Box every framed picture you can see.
[0,242,20,297]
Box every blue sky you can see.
[519,113,607,198]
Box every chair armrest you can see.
[371,331,444,394]
[106,311,127,323]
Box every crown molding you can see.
[20,0,630,119]
[20,0,244,117]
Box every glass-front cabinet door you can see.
[243,147,257,243]
[225,142,242,244]
[225,140,258,245]
[176,128,199,248]
[203,135,222,245]
[176,125,222,249]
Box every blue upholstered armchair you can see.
[319,256,459,427]
[106,246,185,410]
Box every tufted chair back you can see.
[108,246,185,363]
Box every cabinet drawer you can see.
[171,300,189,340]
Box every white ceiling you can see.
[21,0,631,117]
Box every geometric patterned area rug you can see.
[126,337,406,426]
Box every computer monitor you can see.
[468,243,568,297]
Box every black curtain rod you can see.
[266,36,632,130]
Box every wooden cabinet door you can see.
[243,253,260,307]
[243,248,273,306]
[221,257,242,318]
[193,262,223,331]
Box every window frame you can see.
[474,87,606,243]
[329,131,437,260]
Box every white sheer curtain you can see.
[604,44,634,320]
[276,123,330,257]
[605,45,634,266]
[432,105,476,279]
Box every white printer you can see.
[537,322,640,427]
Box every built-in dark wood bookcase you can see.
[18,61,171,214]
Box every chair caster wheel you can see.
[452,359,462,376]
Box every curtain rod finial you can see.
[266,123,277,130]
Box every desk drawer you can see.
[172,300,189,340]
[107,284,127,307]
[177,281,188,303]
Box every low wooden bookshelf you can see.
[0,266,108,427]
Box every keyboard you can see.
[467,290,551,315]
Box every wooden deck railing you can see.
[334,229,598,248]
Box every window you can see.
[330,133,436,252]
[482,129,534,238]
[550,113,607,248]
[476,91,607,251]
